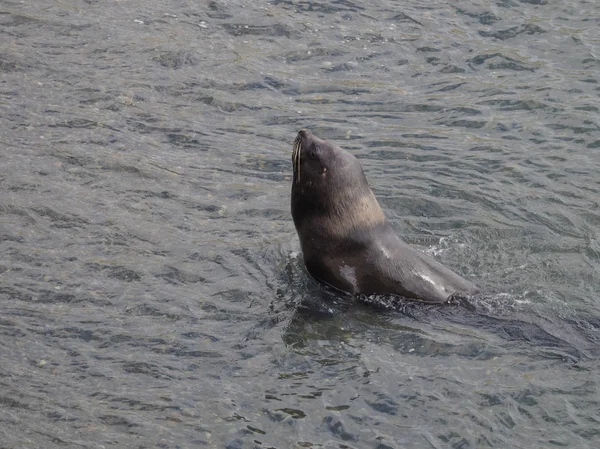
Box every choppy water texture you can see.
[1,0,599,447]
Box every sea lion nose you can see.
[297,129,312,139]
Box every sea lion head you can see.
[291,129,386,239]
[291,129,364,192]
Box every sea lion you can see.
[291,129,478,303]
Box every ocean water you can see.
[1,0,599,447]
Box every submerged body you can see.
[291,129,478,303]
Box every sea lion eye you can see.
[309,149,317,160]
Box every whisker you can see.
[292,136,301,182]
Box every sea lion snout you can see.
[292,129,321,184]
[297,128,312,140]
[296,129,318,151]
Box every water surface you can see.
[1,0,599,448]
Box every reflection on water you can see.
[1,0,599,448]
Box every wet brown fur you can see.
[290,129,479,302]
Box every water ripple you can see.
[1,0,599,448]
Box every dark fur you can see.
[291,129,478,303]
